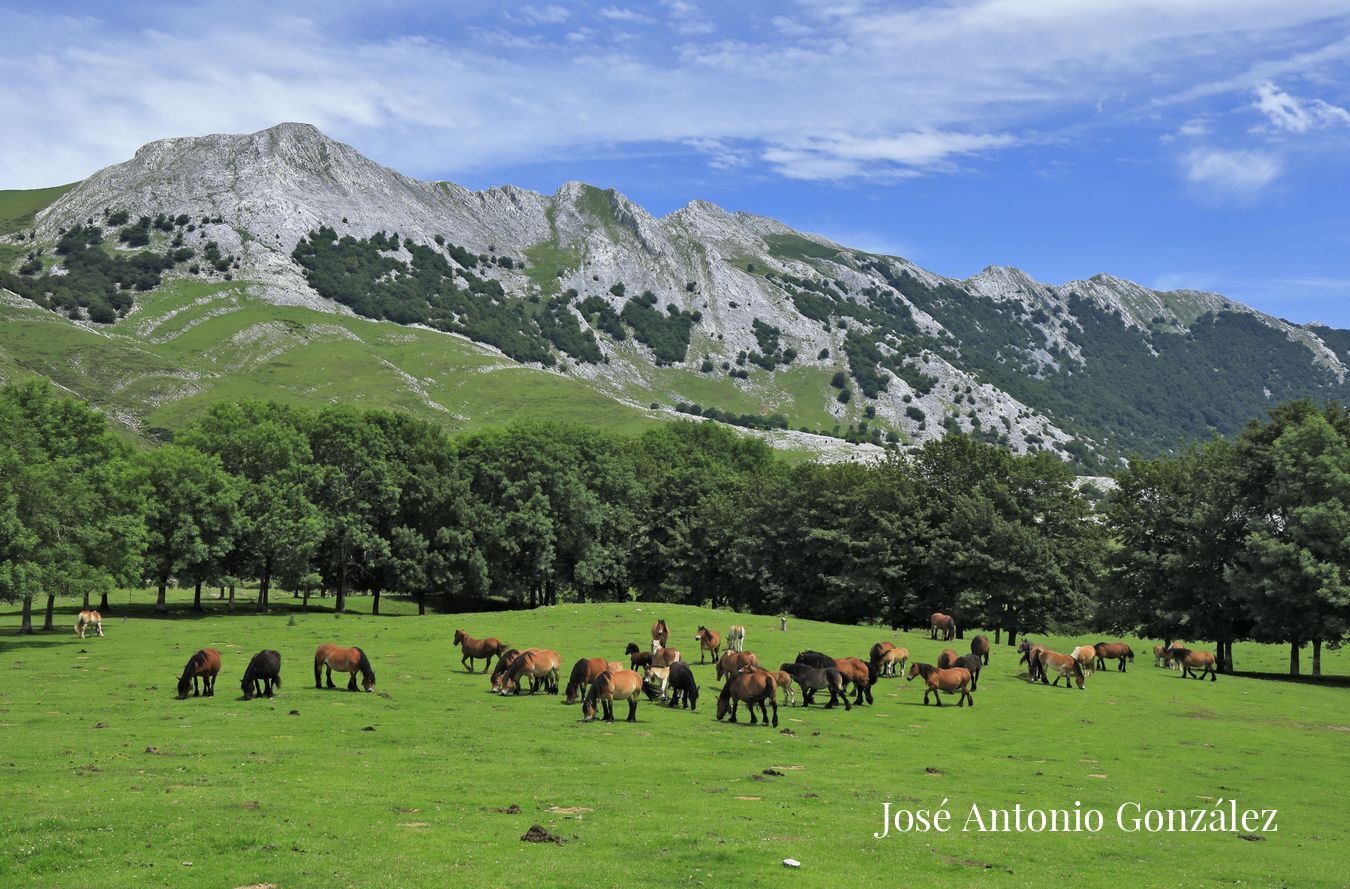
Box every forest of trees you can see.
[0,382,1344,676]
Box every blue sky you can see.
[4,1,1349,325]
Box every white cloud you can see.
[597,7,651,23]
[516,5,570,25]
[1252,81,1350,132]
[1183,147,1282,199]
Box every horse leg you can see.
[932,688,943,707]
[1119,658,1127,673]
[347,670,358,692]
[749,700,759,725]
[627,699,637,723]
[1208,665,1217,682]
[964,688,974,707]
[728,699,738,723]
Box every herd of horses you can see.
[172,643,377,701]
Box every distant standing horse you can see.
[454,629,506,674]
[716,650,758,681]
[937,648,960,669]
[716,668,778,727]
[930,612,956,641]
[907,662,974,707]
[1038,649,1085,689]
[651,619,669,650]
[177,648,221,699]
[241,650,282,700]
[75,610,103,639]
[582,669,644,723]
[727,625,746,653]
[1094,642,1134,673]
[314,643,376,692]
[695,626,722,663]
[1172,648,1219,681]
[970,634,991,666]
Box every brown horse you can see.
[1070,645,1097,679]
[652,647,682,667]
[834,656,874,705]
[454,629,506,674]
[177,648,221,699]
[564,657,610,704]
[582,669,644,722]
[695,626,722,663]
[937,648,960,669]
[971,634,990,666]
[1018,639,1046,682]
[1152,645,1172,668]
[771,670,796,706]
[625,642,654,672]
[491,648,526,690]
[499,648,561,695]
[651,619,669,649]
[1038,649,1085,689]
[1172,648,1218,681]
[868,642,909,683]
[75,609,103,638]
[929,612,956,641]
[716,668,778,727]
[314,643,376,692]
[1094,642,1134,673]
[716,650,758,681]
[907,662,973,707]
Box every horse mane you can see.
[566,658,590,695]
[356,648,375,684]
[913,662,937,679]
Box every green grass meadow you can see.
[0,592,1346,888]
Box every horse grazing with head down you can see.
[694,626,722,663]
[1094,642,1134,673]
[499,648,561,696]
[868,642,901,682]
[780,662,849,710]
[565,657,610,704]
[1171,648,1218,681]
[1070,645,1097,680]
[177,648,221,699]
[970,634,991,666]
[1038,649,1085,689]
[314,643,376,692]
[582,669,644,723]
[727,625,746,653]
[454,629,506,674]
[75,610,103,638]
[241,650,281,700]
[716,668,778,727]
[907,662,973,707]
[929,612,956,641]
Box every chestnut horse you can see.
[75,609,103,638]
[1038,649,1085,689]
[1018,639,1046,682]
[727,625,746,652]
[491,648,526,690]
[937,648,960,669]
[454,629,506,674]
[499,648,561,695]
[716,650,759,681]
[314,643,376,692]
[716,668,778,727]
[582,669,644,722]
[929,612,956,641]
[971,634,991,666]
[565,657,609,704]
[177,648,221,699]
[907,662,973,707]
[1152,645,1170,668]
[241,650,281,700]
[652,619,669,650]
[834,656,874,705]
[771,670,796,706]
[1172,648,1218,681]
[695,626,722,663]
[1094,642,1134,673]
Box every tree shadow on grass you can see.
[1229,670,1350,688]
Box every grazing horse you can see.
[779,662,849,710]
[491,648,525,690]
[953,653,983,691]
[564,657,609,704]
[177,648,221,699]
[1070,645,1097,680]
[695,626,722,663]
[658,661,700,711]
[499,648,561,695]
[1172,648,1219,681]
[651,619,669,650]
[1018,639,1046,682]
[929,612,956,641]
[582,669,644,723]
[795,650,835,670]
[453,629,506,674]
[1094,642,1134,673]
[1152,645,1172,668]
[971,634,991,666]
[937,648,960,669]
[241,650,281,700]
[314,643,376,692]
[716,668,778,727]
[771,670,796,706]
[834,656,874,705]
[907,662,974,707]
[75,610,103,639]
[1038,649,1085,689]
[727,625,746,653]
[716,650,759,681]
[868,644,908,683]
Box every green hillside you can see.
[0,183,78,236]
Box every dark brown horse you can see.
[1018,639,1046,682]
[907,662,973,707]
[695,626,722,663]
[177,648,221,699]
[565,657,610,704]
[314,643,376,692]
[625,642,654,672]
[716,668,778,727]
[241,650,281,700]
[970,634,990,666]
[953,653,983,691]
[646,661,700,711]
[651,619,669,649]
[930,612,956,641]
[454,629,506,674]
[491,648,525,689]
[1172,648,1218,681]
[1094,642,1134,672]
[937,648,960,669]
[779,662,849,710]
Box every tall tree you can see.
[139,445,239,612]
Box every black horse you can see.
[795,650,835,670]
[650,661,699,711]
[241,650,282,700]
[780,662,850,710]
[954,653,984,691]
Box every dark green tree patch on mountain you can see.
[578,294,626,341]
[619,298,695,365]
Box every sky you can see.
[3,1,1349,325]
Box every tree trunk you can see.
[42,594,55,631]
[83,590,90,609]
[257,567,270,613]
[1312,639,1322,678]
[99,589,111,612]
[1290,640,1300,676]
[417,591,425,616]
[228,584,235,613]
[1006,629,1018,647]
[955,625,964,640]
[994,627,1001,644]
[372,587,381,616]
[20,596,34,635]
[217,585,225,600]
[192,581,203,612]
[337,559,347,614]
[155,576,169,613]
[302,587,310,612]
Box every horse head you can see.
[358,649,376,692]
[453,629,466,645]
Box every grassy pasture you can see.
[0,591,1345,888]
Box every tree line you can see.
[0,382,1344,676]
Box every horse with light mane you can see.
[453,629,506,674]
[1070,645,1097,680]
[906,662,974,707]
[314,643,376,692]
[75,610,103,639]
[727,625,746,653]
[695,626,722,663]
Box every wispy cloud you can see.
[1251,81,1350,132]
[1183,147,1282,201]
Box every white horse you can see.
[75,610,104,638]
[727,624,745,653]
